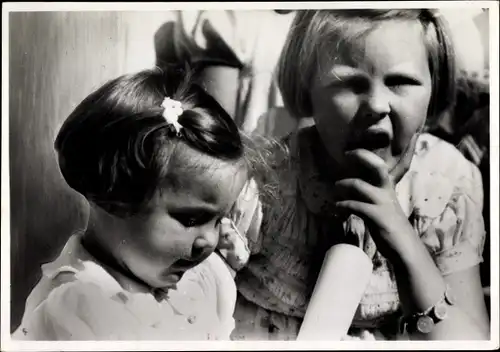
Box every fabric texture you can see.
[230,127,486,340]
[13,233,237,341]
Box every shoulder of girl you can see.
[413,133,481,185]
[408,133,483,218]
[47,260,123,297]
[39,279,147,340]
[43,279,115,317]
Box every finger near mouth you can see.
[387,139,417,182]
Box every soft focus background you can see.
[8,9,491,332]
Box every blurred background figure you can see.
[437,8,489,141]
[438,8,491,303]
[154,9,302,138]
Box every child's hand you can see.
[334,149,418,262]
[217,217,250,272]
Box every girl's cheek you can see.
[134,218,184,259]
[392,113,426,155]
[331,92,360,121]
[314,93,357,137]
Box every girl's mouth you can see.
[163,257,205,286]
[345,129,391,153]
[169,255,208,275]
[170,259,197,272]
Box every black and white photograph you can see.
[1,1,498,350]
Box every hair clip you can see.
[161,97,183,135]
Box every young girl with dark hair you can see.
[13,67,254,340]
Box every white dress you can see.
[12,233,237,340]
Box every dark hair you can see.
[55,67,244,217]
[277,9,457,126]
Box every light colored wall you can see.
[9,11,175,331]
[441,8,489,74]
[473,10,490,70]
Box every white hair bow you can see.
[161,97,183,134]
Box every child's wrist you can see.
[384,224,422,267]
[390,238,447,315]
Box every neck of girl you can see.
[81,206,168,300]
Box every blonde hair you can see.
[277,9,457,127]
[240,131,290,208]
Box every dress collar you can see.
[42,232,170,302]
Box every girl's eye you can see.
[172,212,214,228]
[347,77,371,94]
[215,216,225,227]
[386,75,422,88]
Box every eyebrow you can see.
[330,65,364,77]
[167,194,237,217]
[321,65,367,86]
[324,64,426,87]
[384,69,426,81]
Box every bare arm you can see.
[393,239,489,340]
[200,66,240,120]
[335,149,490,340]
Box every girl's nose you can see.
[364,84,391,120]
[190,227,219,261]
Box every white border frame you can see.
[2,1,498,351]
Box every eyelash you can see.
[332,76,421,94]
[215,216,224,227]
[174,213,211,227]
[386,76,421,88]
[173,212,224,228]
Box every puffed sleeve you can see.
[413,153,486,276]
[17,281,151,340]
[231,178,264,255]
[156,10,252,72]
[217,179,264,272]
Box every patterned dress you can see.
[230,126,486,340]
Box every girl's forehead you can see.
[319,19,428,71]
[163,150,248,207]
[313,20,429,86]
[176,157,246,190]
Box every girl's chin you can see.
[162,272,182,283]
[150,272,182,289]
